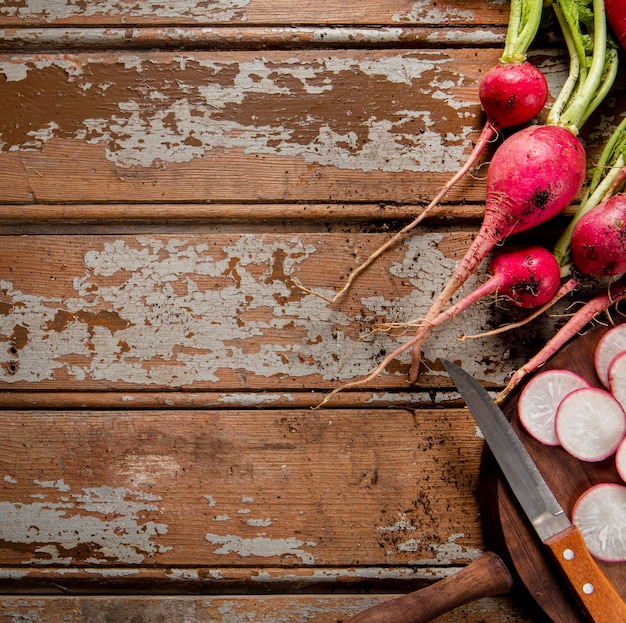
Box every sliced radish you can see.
[572,483,626,562]
[608,350,626,413]
[518,369,590,446]
[555,387,626,462]
[616,437,626,484]
[595,324,626,387]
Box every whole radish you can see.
[571,194,626,276]
[294,0,548,305]
[405,0,617,381]
[403,244,561,337]
[605,0,626,48]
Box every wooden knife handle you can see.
[342,552,513,623]
[545,524,626,623]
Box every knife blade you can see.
[442,359,626,623]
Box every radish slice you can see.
[616,438,626,484]
[609,350,626,413]
[595,324,626,387]
[518,369,589,446]
[555,388,626,462]
[572,483,626,562]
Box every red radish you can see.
[497,277,626,403]
[478,61,548,131]
[595,324,626,388]
[616,437,626,483]
[572,483,626,562]
[605,0,626,49]
[570,194,626,277]
[555,387,626,462]
[405,124,585,379]
[518,369,590,445]
[609,350,626,412]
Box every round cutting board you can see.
[480,321,626,622]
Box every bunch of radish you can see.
[496,112,626,402]
[314,0,620,408]
[517,323,626,562]
[403,0,619,381]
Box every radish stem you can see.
[502,0,546,62]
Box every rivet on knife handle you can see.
[545,525,626,622]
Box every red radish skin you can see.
[555,387,626,462]
[595,324,626,388]
[616,437,626,483]
[518,369,590,446]
[571,194,626,277]
[479,61,548,130]
[573,483,626,562]
[408,124,586,380]
[605,0,626,49]
[608,350,626,412]
[497,277,626,403]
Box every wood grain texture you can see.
[0,231,565,392]
[2,2,620,621]
[0,48,567,206]
[0,595,536,623]
[0,1,510,27]
[0,408,482,569]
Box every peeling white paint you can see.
[418,533,482,564]
[0,484,171,564]
[377,515,416,532]
[247,518,272,527]
[205,533,317,564]
[392,1,476,23]
[0,0,252,23]
[33,479,70,492]
[1,53,478,172]
[0,236,407,385]
[3,475,17,484]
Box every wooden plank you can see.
[0,26,507,52]
[0,595,537,623]
[0,48,568,206]
[0,409,483,569]
[0,232,564,393]
[0,1,511,27]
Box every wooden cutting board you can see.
[480,321,626,622]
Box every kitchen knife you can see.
[442,359,626,622]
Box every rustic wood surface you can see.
[0,1,623,621]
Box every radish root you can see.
[292,123,498,305]
[496,277,626,404]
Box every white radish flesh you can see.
[608,350,626,413]
[572,483,626,562]
[616,437,626,484]
[518,369,590,445]
[595,324,626,387]
[555,387,626,462]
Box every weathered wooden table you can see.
[0,2,622,621]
